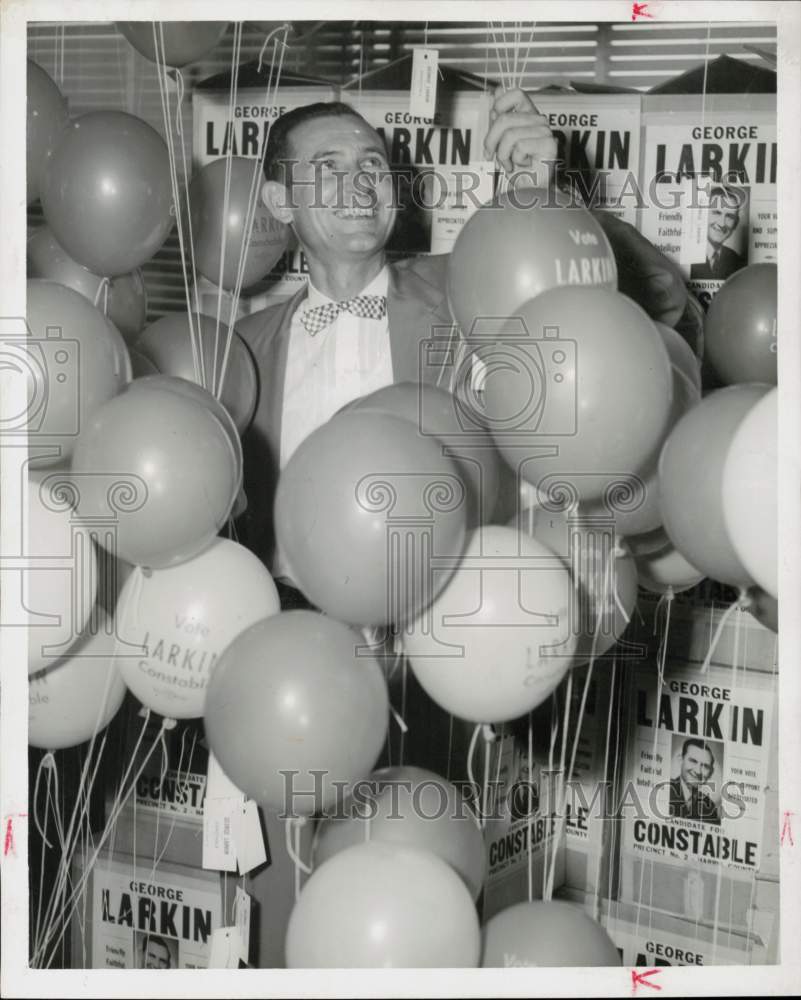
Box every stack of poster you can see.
[530,93,642,226]
[617,656,777,938]
[70,852,223,970]
[481,722,565,919]
[99,713,310,968]
[191,63,338,315]
[637,93,777,312]
[341,56,495,257]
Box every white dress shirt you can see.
[275,267,394,582]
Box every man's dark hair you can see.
[709,183,745,213]
[263,101,375,185]
[681,738,715,765]
[141,933,171,962]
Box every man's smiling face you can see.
[680,744,714,790]
[277,114,397,262]
[707,193,739,249]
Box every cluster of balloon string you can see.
[28,20,293,966]
[148,20,290,420]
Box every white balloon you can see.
[4,475,99,675]
[115,538,280,718]
[635,541,705,595]
[722,389,778,599]
[314,765,486,901]
[29,609,127,749]
[286,841,481,968]
[403,526,576,724]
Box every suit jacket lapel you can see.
[387,258,454,386]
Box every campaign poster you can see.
[618,659,776,930]
[638,94,776,312]
[532,93,642,226]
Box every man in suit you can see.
[235,88,690,580]
[689,184,747,280]
[668,738,721,825]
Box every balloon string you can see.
[517,22,537,90]
[93,277,110,315]
[612,545,631,624]
[466,723,482,820]
[446,713,454,783]
[32,754,55,959]
[493,722,505,818]
[285,817,312,882]
[33,752,57,850]
[480,724,495,831]
[543,690,559,899]
[527,712,534,903]
[33,713,140,966]
[389,703,409,735]
[151,728,199,873]
[257,22,292,73]
[700,594,743,674]
[172,67,206,367]
[151,22,204,387]
[147,727,170,886]
[32,720,111,962]
[35,719,167,969]
[592,655,617,924]
[545,669,573,901]
[635,589,673,947]
[213,21,243,398]
[218,25,289,401]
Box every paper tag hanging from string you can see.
[233,886,252,964]
[679,173,713,267]
[236,799,268,875]
[207,926,242,968]
[410,48,439,119]
[202,796,241,871]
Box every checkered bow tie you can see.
[300,294,387,336]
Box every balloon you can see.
[40,111,173,277]
[635,541,705,595]
[314,766,486,901]
[28,226,148,343]
[27,60,68,205]
[705,264,777,386]
[71,388,239,570]
[275,411,468,627]
[204,611,388,814]
[747,587,777,633]
[403,526,577,724]
[116,21,229,67]
[512,507,639,665]
[658,383,772,587]
[29,610,127,750]
[285,841,481,968]
[655,322,702,394]
[583,357,700,538]
[189,156,290,291]
[344,381,503,527]
[124,374,243,486]
[25,281,130,467]
[133,313,258,434]
[481,900,620,967]
[5,475,99,675]
[447,186,617,335]
[115,539,279,719]
[480,287,673,505]
[722,388,778,599]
